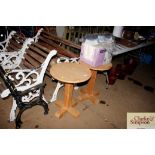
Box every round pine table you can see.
[50,62,91,118]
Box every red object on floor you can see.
[108,57,138,85]
[108,67,117,85]
[115,64,126,80]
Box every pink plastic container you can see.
[80,43,106,67]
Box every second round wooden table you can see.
[79,61,112,104]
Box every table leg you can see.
[78,70,99,104]
[55,83,80,118]
[85,70,97,94]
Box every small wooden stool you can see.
[50,62,91,118]
[78,61,112,104]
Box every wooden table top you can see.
[79,61,112,71]
[50,62,91,83]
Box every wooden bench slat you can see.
[14,33,25,40]
[42,30,81,49]
[32,42,51,53]
[41,33,61,45]
[12,36,25,44]
[26,49,45,64]
[39,36,78,58]
[29,45,48,58]
[6,47,13,52]
[23,59,33,68]
[7,43,19,51]
[24,54,41,68]
[23,59,51,77]
[38,42,55,50]
[9,39,22,49]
